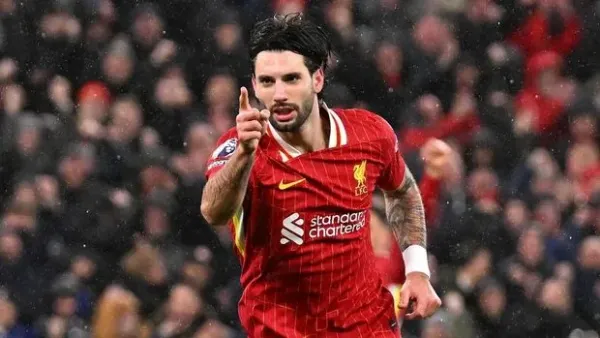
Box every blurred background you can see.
[0,0,598,337]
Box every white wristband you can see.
[402,245,431,278]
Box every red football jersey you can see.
[206,105,405,337]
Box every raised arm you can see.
[200,87,270,226]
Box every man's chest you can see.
[243,146,387,250]
[252,148,385,212]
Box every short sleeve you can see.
[205,128,239,180]
[376,119,406,192]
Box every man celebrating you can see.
[201,13,441,337]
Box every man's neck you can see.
[279,101,328,153]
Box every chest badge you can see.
[354,160,368,196]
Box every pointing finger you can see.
[239,86,251,112]
[236,108,261,123]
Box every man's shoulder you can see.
[217,127,239,140]
[332,108,396,140]
[210,127,239,159]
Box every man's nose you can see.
[273,81,288,102]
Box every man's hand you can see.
[399,272,441,320]
[236,87,270,154]
[420,138,453,179]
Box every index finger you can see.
[239,86,251,112]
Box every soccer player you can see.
[201,13,441,338]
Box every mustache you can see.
[270,103,299,111]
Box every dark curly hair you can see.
[248,13,332,92]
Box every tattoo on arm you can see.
[383,165,427,250]
[204,159,250,210]
[201,151,254,225]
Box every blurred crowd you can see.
[0,0,598,337]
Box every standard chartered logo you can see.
[281,213,305,245]
[280,211,366,246]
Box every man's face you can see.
[375,42,401,76]
[538,67,559,89]
[252,51,323,132]
[111,100,142,141]
[102,53,133,85]
[133,12,162,47]
[479,286,506,318]
[518,228,543,267]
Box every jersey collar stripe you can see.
[265,125,290,161]
[327,107,348,146]
[267,102,346,158]
[327,106,338,148]
[268,122,303,158]
[279,150,289,162]
[267,126,294,161]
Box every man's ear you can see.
[313,68,324,94]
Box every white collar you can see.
[268,102,348,161]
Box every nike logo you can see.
[278,178,305,190]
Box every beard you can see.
[268,93,315,132]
